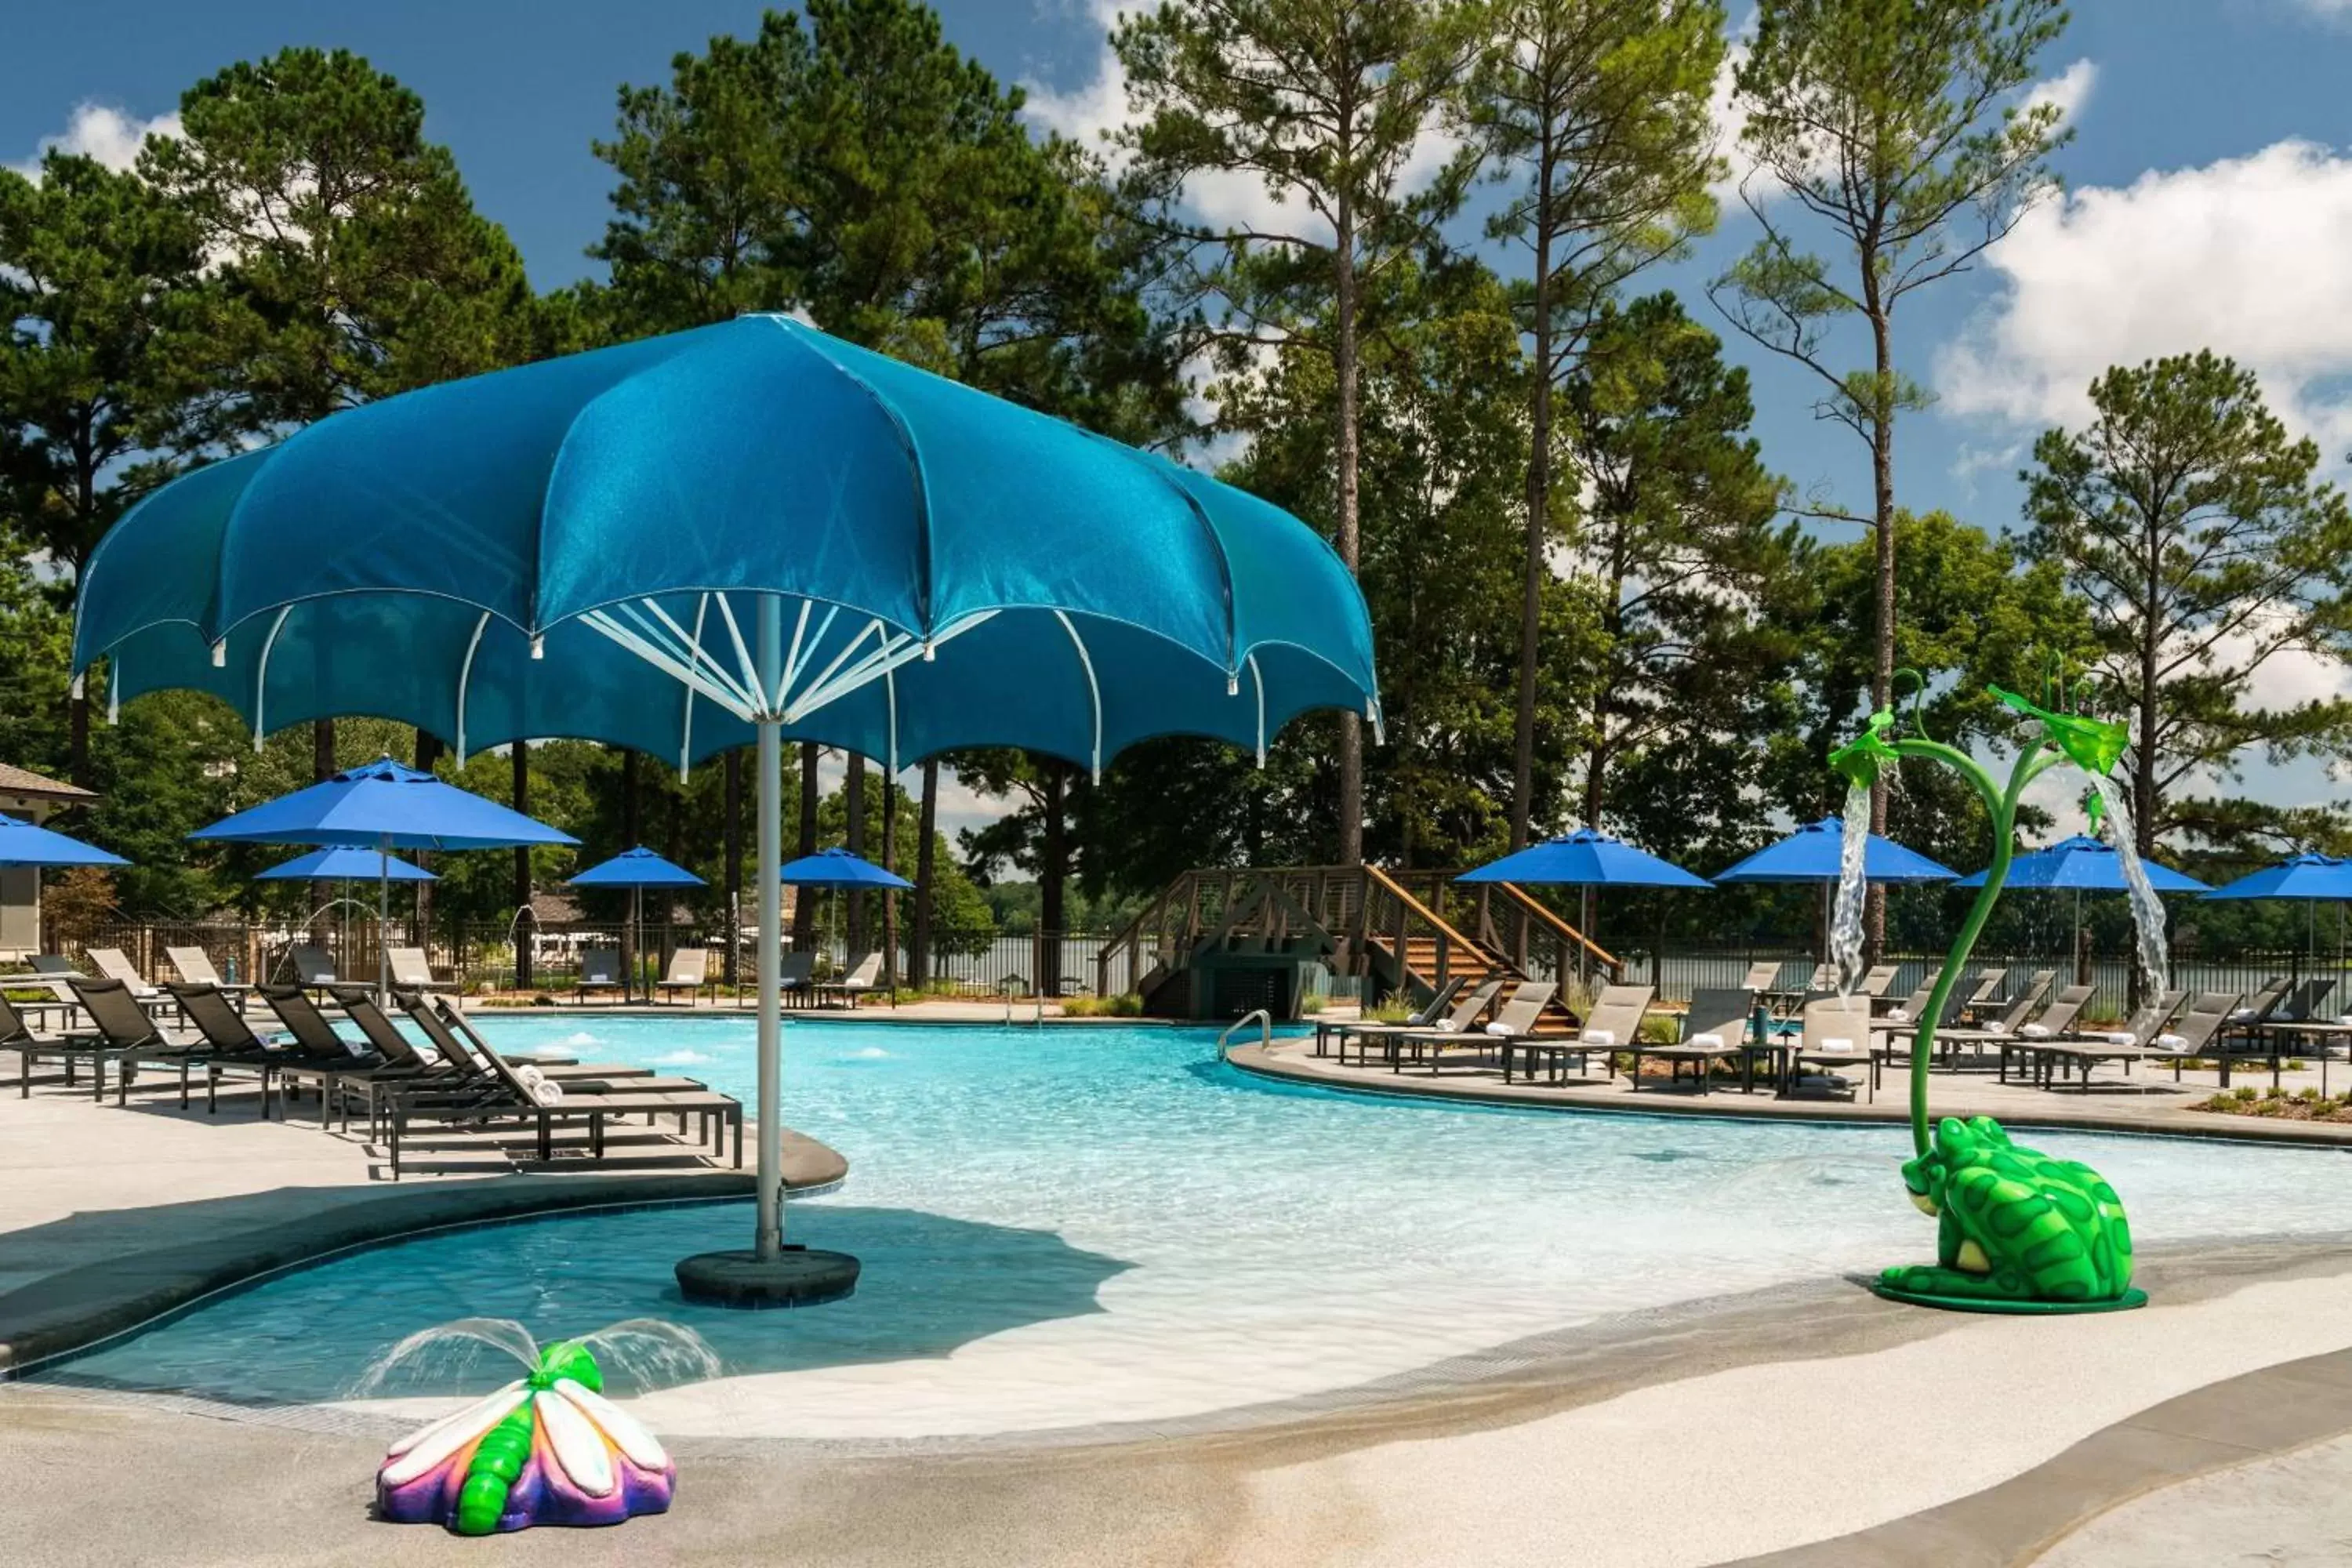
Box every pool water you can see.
[53,1018,2352,1437]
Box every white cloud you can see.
[9,102,180,178]
[1020,0,1456,245]
[2288,0,2352,18]
[1707,36,1755,206]
[1948,439,2023,497]
[1937,140,2352,455]
[2021,58,2098,126]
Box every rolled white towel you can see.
[1579,1029,1617,1047]
[1435,1018,1461,1033]
[531,1078,564,1106]
[516,1064,546,1091]
[2095,1031,2135,1046]
[1984,1022,2010,1035]
[1484,1021,1515,1037]
[1818,1036,1853,1051]
[1886,1008,1912,1023]
[2230,1007,2259,1022]
[1686,1033,1726,1049]
[2338,1015,2352,1027]
[2018,1023,2052,1039]
[2154,1033,2189,1051]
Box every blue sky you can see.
[10,0,2352,833]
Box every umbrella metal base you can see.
[675,1246,860,1308]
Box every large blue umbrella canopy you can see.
[68,317,1379,777]
[1714,817,1956,885]
[2202,852,2352,902]
[570,846,706,889]
[1457,828,1711,890]
[780,845,913,890]
[192,757,577,851]
[69,314,1377,1290]
[1953,835,2210,892]
[0,813,128,868]
[256,846,435,882]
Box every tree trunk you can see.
[511,743,533,990]
[68,685,90,789]
[1040,764,1067,996]
[844,753,867,957]
[2137,516,2161,857]
[1334,198,1365,866]
[1513,169,1555,855]
[620,750,640,847]
[881,768,898,992]
[1864,303,1897,966]
[912,759,938,987]
[722,749,743,985]
[792,743,818,949]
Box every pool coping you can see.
[1229,1040,2352,1149]
[0,1139,847,1379]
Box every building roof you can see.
[0,762,96,805]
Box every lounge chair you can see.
[383,999,743,1180]
[1621,987,1752,1094]
[1947,967,2010,1025]
[1315,976,1465,1058]
[2214,976,2312,1088]
[2031,989,2231,1091]
[1345,977,1502,1066]
[653,946,710,1004]
[165,946,251,1007]
[63,975,231,1108]
[163,982,292,1116]
[575,946,626,1004]
[358,994,702,1140]
[407,997,672,1087]
[775,949,817,1004]
[1504,982,1653,1084]
[387,946,463,1004]
[85,947,161,1001]
[1975,984,2098,1080]
[1875,967,1942,1022]
[1785,993,1879,1101]
[818,952,882,1008]
[1855,963,1901,998]
[0,988,87,1097]
[1930,972,2056,1066]
[287,942,343,994]
[1399,981,1558,1076]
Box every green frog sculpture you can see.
[1828,673,2148,1313]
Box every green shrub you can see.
[1298,992,1327,1016]
[1368,998,1417,1024]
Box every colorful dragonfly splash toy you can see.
[376,1339,677,1534]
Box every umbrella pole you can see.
[677,597,859,1307]
[378,840,391,1007]
[755,626,785,1258]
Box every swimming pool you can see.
[53,1018,2352,1437]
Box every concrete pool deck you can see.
[9,1036,2352,1563]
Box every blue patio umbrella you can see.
[2204,853,2352,975]
[256,846,435,881]
[1457,828,1711,889]
[1457,829,1708,976]
[1714,817,1956,967]
[781,848,913,983]
[68,314,1378,1287]
[0,812,129,868]
[195,757,575,1000]
[571,847,707,1000]
[1954,834,2210,979]
[0,814,128,955]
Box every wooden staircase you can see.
[1099,863,1613,1031]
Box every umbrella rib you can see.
[579,609,759,721]
[615,599,763,714]
[455,610,490,765]
[1248,652,1265,768]
[252,606,292,751]
[781,600,812,711]
[782,618,884,720]
[779,602,836,713]
[681,594,709,779]
[1054,611,1102,782]
[712,593,766,713]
